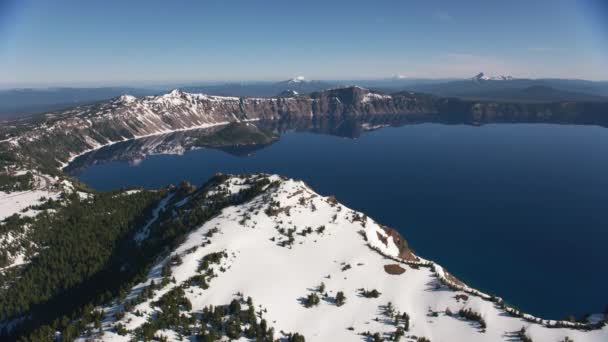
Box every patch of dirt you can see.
[326,195,338,206]
[384,264,406,275]
[454,294,469,302]
[376,232,388,246]
[381,226,418,262]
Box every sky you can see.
[0,0,607,87]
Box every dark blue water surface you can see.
[71,123,608,319]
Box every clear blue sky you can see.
[1,0,607,86]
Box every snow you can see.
[79,175,608,342]
[0,175,70,271]
[151,89,240,106]
[362,92,392,103]
[361,123,390,131]
[117,95,137,104]
[0,246,30,271]
[0,189,58,221]
[134,193,174,243]
[287,76,307,83]
[472,72,515,81]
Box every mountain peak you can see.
[117,94,137,104]
[286,76,307,84]
[472,72,514,81]
[167,89,186,96]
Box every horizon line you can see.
[2,76,608,90]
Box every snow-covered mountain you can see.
[0,87,426,171]
[271,77,336,94]
[472,72,515,82]
[2,86,608,177]
[286,76,308,84]
[73,174,607,342]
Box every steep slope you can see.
[72,174,607,342]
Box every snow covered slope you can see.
[0,175,79,272]
[77,174,607,342]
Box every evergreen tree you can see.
[335,291,346,307]
[305,293,320,308]
[402,312,410,331]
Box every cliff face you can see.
[1,87,607,171]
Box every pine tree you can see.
[229,298,241,314]
[335,291,346,307]
[305,293,320,308]
[402,312,410,331]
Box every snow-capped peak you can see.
[287,76,307,83]
[391,74,407,80]
[167,89,185,96]
[117,94,137,104]
[472,72,514,81]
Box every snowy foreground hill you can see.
[78,174,607,342]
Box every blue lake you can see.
[69,122,608,320]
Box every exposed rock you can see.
[384,264,406,275]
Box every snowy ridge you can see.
[76,174,607,342]
[2,86,479,175]
[5,89,310,173]
[5,87,403,174]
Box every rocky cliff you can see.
[1,87,607,173]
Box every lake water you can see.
[68,122,608,320]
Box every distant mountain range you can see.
[1,75,607,119]
[406,75,608,102]
[0,87,162,119]
[182,77,336,98]
[454,85,608,103]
